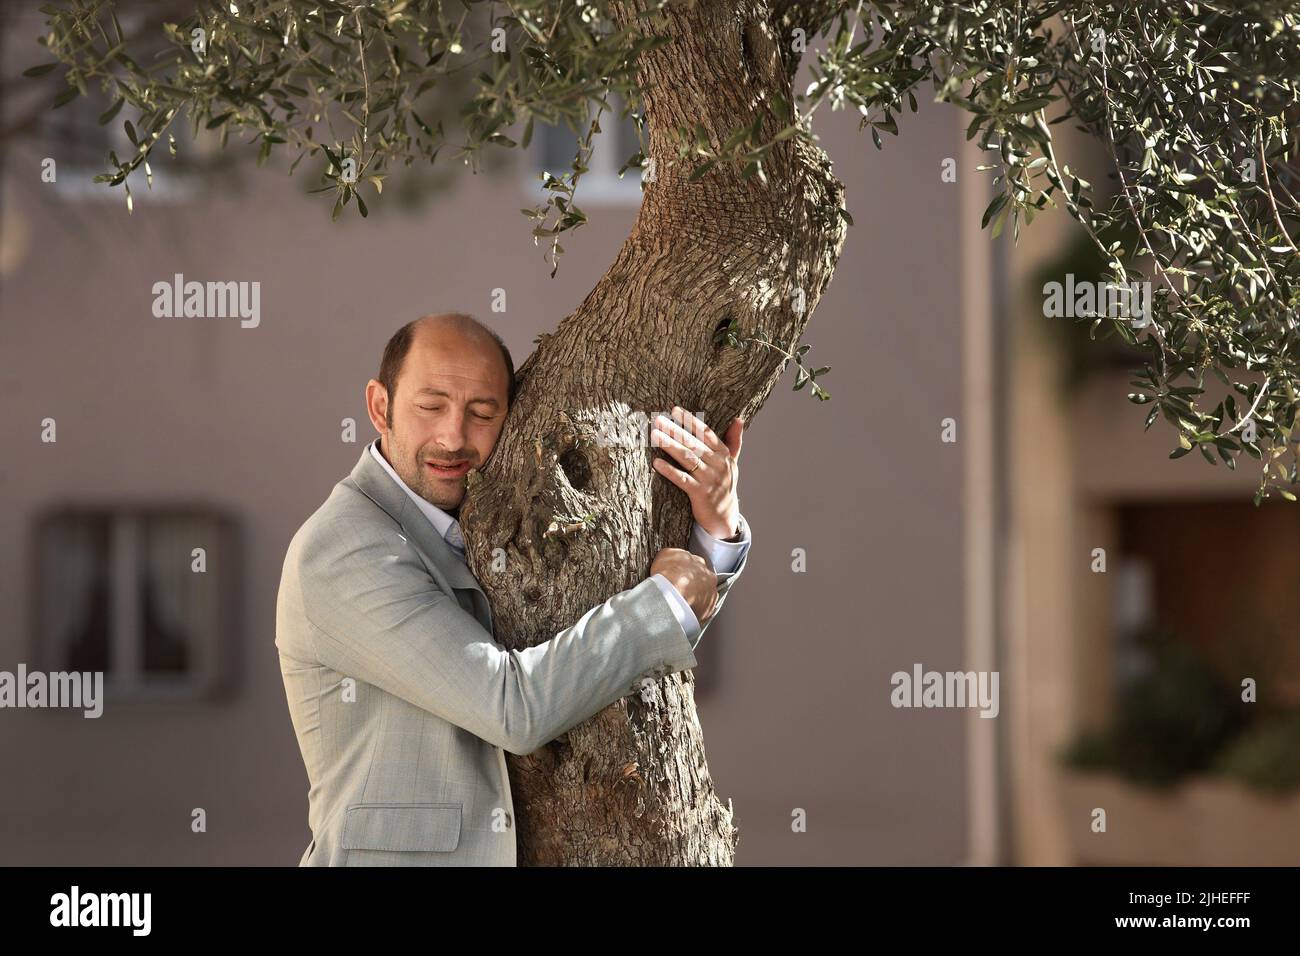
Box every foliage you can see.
[1062,626,1245,788]
[808,1,1300,501]
[1058,621,1300,795]
[25,1,1300,493]
[1213,711,1300,793]
[1030,220,1144,397]
[28,1,666,236]
[714,317,832,400]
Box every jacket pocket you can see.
[341,802,462,852]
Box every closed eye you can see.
[417,405,495,420]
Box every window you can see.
[39,98,218,204]
[528,98,645,206]
[36,10,215,203]
[1114,499,1300,691]
[32,507,238,701]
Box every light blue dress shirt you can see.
[368,438,749,640]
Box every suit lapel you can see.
[347,448,493,630]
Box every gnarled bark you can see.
[460,0,846,865]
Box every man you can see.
[275,312,751,866]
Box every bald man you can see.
[275,313,752,865]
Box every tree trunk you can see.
[460,0,845,865]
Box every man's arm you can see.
[652,513,752,649]
[287,517,712,756]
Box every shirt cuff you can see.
[650,573,701,644]
[690,513,751,574]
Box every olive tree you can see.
[28,0,1300,863]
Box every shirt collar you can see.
[368,438,458,541]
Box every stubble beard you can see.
[388,430,469,511]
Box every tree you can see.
[27,0,1300,863]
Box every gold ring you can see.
[689,457,702,474]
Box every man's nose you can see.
[432,407,468,451]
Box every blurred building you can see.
[15,3,1292,869]
[1003,117,1300,865]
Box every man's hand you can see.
[650,407,744,540]
[650,547,718,622]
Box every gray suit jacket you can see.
[275,447,747,866]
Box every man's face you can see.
[366,324,510,511]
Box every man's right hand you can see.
[650,547,718,622]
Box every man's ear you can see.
[364,379,390,435]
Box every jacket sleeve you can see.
[289,517,699,755]
[689,511,751,649]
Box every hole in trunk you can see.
[558,447,592,491]
[713,315,737,349]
